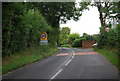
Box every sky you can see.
[60,6,101,36]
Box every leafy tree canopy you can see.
[68,33,80,45]
[59,27,70,45]
[26,2,89,28]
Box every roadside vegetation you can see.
[3,46,57,74]
[94,24,120,70]
[2,2,88,74]
[94,48,119,70]
[58,2,120,70]
[89,2,120,70]
[2,2,120,74]
[58,28,96,48]
[3,2,88,57]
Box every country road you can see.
[2,48,119,81]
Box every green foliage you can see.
[68,33,80,45]
[59,27,70,45]
[107,2,120,22]
[60,27,70,38]
[48,27,60,47]
[116,24,120,54]
[22,9,50,47]
[92,34,99,41]
[97,29,107,48]
[30,2,83,26]
[90,2,120,26]
[72,38,85,47]
[106,29,117,47]
[82,33,94,40]
[2,46,57,74]
[28,2,88,45]
[97,24,119,53]
[2,3,26,56]
[59,32,81,47]
[94,48,119,70]
[2,3,52,57]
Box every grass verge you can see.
[2,46,57,74]
[94,48,119,70]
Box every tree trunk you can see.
[97,3,105,27]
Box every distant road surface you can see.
[2,48,119,81]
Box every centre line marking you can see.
[72,55,74,59]
[72,50,75,59]
[66,59,72,66]
[51,69,62,79]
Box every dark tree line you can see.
[3,2,119,57]
[2,2,86,57]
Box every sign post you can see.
[40,32,48,45]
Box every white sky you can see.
[60,6,101,36]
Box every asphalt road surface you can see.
[2,48,119,81]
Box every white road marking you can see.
[51,69,62,79]
[72,50,75,59]
[72,55,74,59]
[50,49,75,80]
[66,59,72,66]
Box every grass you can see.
[94,48,119,70]
[2,46,58,74]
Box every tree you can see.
[86,1,120,49]
[78,1,119,27]
[92,1,120,27]
[72,38,85,47]
[2,3,26,56]
[28,2,85,27]
[26,2,89,44]
[2,3,52,57]
[107,2,120,23]
[82,33,94,40]
[68,33,80,45]
[22,9,50,47]
[59,27,70,45]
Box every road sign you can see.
[105,27,110,32]
[40,32,47,40]
[40,32,48,45]
[40,40,48,45]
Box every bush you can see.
[97,24,119,49]
[106,29,117,47]
[68,33,80,45]
[72,38,85,47]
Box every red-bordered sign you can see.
[105,27,110,32]
[40,32,48,40]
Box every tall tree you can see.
[78,1,119,27]
[59,27,70,45]
[2,2,52,57]
[108,2,120,22]
[91,1,120,27]
[22,9,50,47]
[28,2,83,27]
[2,2,26,56]
[26,2,89,44]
